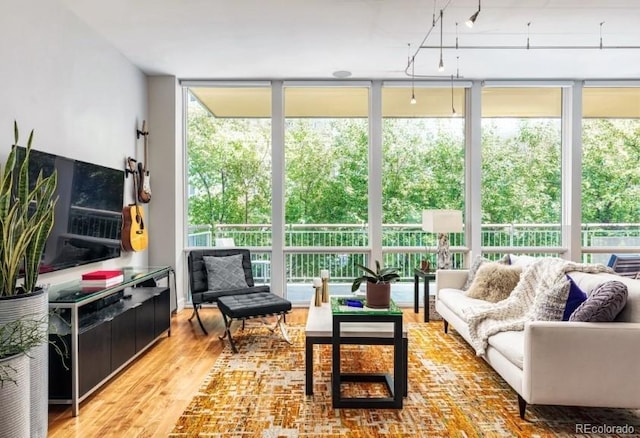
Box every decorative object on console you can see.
[81,270,124,287]
[81,270,123,280]
[0,122,57,438]
[320,269,329,302]
[351,261,400,309]
[422,209,463,270]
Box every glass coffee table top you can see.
[330,296,402,315]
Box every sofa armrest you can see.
[435,269,468,299]
[523,321,640,408]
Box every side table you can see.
[331,297,405,409]
[414,269,436,322]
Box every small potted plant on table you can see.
[351,261,400,308]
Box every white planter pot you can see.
[0,289,49,438]
[0,353,30,438]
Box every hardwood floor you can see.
[48,305,425,437]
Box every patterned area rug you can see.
[171,322,640,437]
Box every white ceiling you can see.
[60,0,640,80]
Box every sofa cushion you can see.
[508,254,540,267]
[569,281,628,322]
[562,275,588,321]
[203,254,249,291]
[465,263,523,303]
[438,288,491,322]
[487,330,524,370]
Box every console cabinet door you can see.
[135,299,155,352]
[111,309,136,371]
[79,321,112,397]
[154,288,171,337]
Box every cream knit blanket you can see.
[464,258,612,356]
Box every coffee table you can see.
[304,295,408,408]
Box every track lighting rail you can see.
[419,45,640,50]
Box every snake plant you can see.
[0,122,57,297]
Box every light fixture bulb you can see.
[410,94,417,105]
[466,10,479,28]
[438,57,444,72]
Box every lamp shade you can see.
[422,210,463,233]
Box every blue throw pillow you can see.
[563,275,587,321]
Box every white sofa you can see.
[435,268,640,418]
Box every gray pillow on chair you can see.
[203,254,248,291]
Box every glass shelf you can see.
[330,296,402,315]
[48,266,171,304]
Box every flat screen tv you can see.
[14,146,125,273]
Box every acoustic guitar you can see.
[121,157,149,252]
[136,120,151,203]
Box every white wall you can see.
[148,76,184,311]
[0,0,149,284]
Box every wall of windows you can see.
[185,86,272,280]
[183,81,640,304]
[480,87,563,257]
[381,86,466,280]
[582,87,640,263]
[284,86,370,302]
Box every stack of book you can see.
[81,270,124,288]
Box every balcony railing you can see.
[187,223,640,282]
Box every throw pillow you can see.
[462,256,489,291]
[203,254,248,291]
[462,255,510,291]
[465,263,523,303]
[509,254,539,267]
[562,275,588,321]
[569,281,628,322]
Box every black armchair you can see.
[187,248,269,334]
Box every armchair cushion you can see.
[192,285,270,305]
[203,254,248,291]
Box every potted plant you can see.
[351,261,400,308]
[0,122,57,437]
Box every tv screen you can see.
[15,146,125,273]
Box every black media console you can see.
[47,266,172,416]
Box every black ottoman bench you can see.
[217,292,292,353]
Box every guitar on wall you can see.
[121,157,149,252]
[136,120,151,203]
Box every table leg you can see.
[393,318,403,407]
[403,337,408,396]
[424,277,430,323]
[305,339,313,395]
[413,274,419,313]
[331,319,341,407]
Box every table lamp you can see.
[422,210,463,269]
